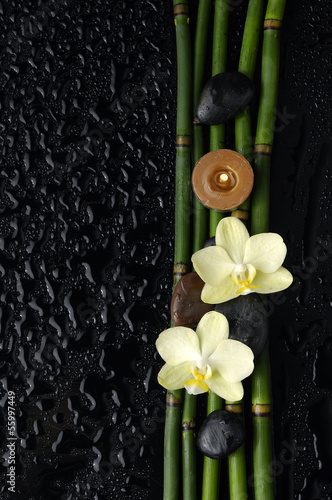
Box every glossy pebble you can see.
[215,294,268,359]
[171,272,214,328]
[196,72,255,125]
[197,410,245,460]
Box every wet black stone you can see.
[203,236,216,248]
[196,72,255,126]
[197,410,245,460]
[215,294,268,359]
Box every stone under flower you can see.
[191,217,293,304]
[156,310,254,401]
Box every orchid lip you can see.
[189,360,212,381]
[231,263,259,294]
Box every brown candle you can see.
[192,149,254,211]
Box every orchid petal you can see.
[184,379,209,395]
[215,217,249,264]
[156,327,200,366]
[201,281,239,305]
[207,371,244,401]
[195,311,229,359]
[209,339,254,383]
[252,267,293,294]
[157,362,191,390]
[244,233,287,273]
[191,246,234,288]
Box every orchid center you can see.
[231,263,260,295]
[189,359,212,381]
[184,358,212,395]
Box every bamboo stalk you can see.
[164,3,193,499]
[227,3,265,498]
[252,347,273,499]
[226,400,248,500]
[193,0,212,254]
[164,390,184,500]
[203,2,229,497]
[182,3,213,498]
[202,1,229,497]
[228,436,248,500]
[232,0,265,219]
[235,0,265,162]
[182,392,197,500]
[173,0,192,279]
[251,0,286,233]
[202,393,223,500]
[251,1,287,499]
[209,0,229,236]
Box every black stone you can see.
[197,410,245,460]
[215,294,268,359]
[196,72,255,125]
[203,236,216,248]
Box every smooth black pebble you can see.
[203,236,216,248]
[215,294,268,359]
[197,410,245,460]
[196,72,255,125]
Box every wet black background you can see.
[0,0,331,499]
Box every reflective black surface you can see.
[0,0,331,499]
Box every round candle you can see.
[192,149,254,211]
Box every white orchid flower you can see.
[156,311,254,401]
[191,217,293,304]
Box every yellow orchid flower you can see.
[156,311,254,401]
[191,217,293,304]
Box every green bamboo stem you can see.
[227,2,265,497]
[182,3,213,497]
[251,153,270,234]
[228,444,248,500]
[202,393,223,500]
[251,1,286,499]
[251,0,286,233]
[235,0,265,161]
[233,0,265,219]
[204,2,229,494]
[225,401,248,500]
[173,0,192,284]
[209,0,229,236]
[193,0,212,254]
[193,0,213,110]
[252,344,273,498]
[182,392,197,500]
[164,3,193,499]
[164,390,184,500]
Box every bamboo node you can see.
[182,420,196,431]
[231,210,249,220]
[166,392,182,407]
[176,134,191,147]
[254,143,272,156]
[252,403,271,416]
[225,403,243,414]
[173,262,189,276]
[173,3,189,17]
[264,18,283,31]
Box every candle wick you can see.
[219,173,229,183]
